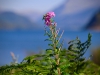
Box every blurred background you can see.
[0,0,100,66]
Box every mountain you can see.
[19,11,43,22]
[84,10,100,31]
[38,0,100,31]
[0,12,39,30]
[53,8,99,31]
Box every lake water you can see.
[0,30,100,65]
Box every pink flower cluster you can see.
[43,12,55,26]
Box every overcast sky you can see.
[0,0,100,15]
[0,0,66,13]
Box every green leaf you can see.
[45,39,52,41]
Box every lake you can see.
[0,30,100,65]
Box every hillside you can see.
[0,12,38,30]
[84,10,100,31]
[38,1,100,31]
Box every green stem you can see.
[50,25,61,75]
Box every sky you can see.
[0,0,99,15]
[0,0,66,13]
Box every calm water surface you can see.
[0,30,100,65]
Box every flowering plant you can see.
[0,12,97,75]
[42,12,65,75]
[43,12,55,26]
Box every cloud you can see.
[62,0,100,15]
